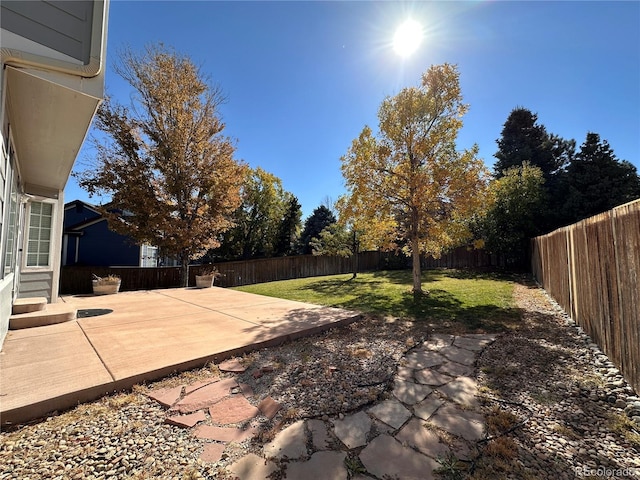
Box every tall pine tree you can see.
[494,107,574,231]
[298,205,336,254]
[494,107,573,180]
[563,133,640,223]
[274,195,302,256]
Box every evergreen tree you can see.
[298,205,336,254]
[563,133,640,223]
[274,194,302,256]
[494,107,573,180]
[494,107,575,231]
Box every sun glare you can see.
[393,19,423,57]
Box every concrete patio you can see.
[0,287,359,427]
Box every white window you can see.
[140,244,158,267]
[26,201,53,267]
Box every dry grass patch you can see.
[551,422,581,440]
[486,407,519,435]
[607,412,640,448]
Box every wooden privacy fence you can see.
[59,265,183,294]
[60,246,500,294]
[531,199,640,394]
[60,252,386,294]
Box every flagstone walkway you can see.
[147,333,495,479]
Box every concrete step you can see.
[12,297,47,315]
[9,303,77,330]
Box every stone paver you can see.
[227,453,278,480]
[431,333,455,343]
[264,420,308,460]
[437,376,478,407]
[396,366,415,381]
[147,385,184,408]
[218,358,247,373]
[403,350,445,369]
[393,379,433,405]
[333,411,372,448]
[199,443,226,463]
[429,403,485,441]
[286,451,347,480]
[413,396,445,421]
[453,335,495,351]
[208,396,259,424]
[438,360,474,377]
[438,345,477,366]
[308,419,332,450]
[360,434,438,480]
[414,368,453,386]
[146,334,495,479]
[238,383,254,397]
[368,399,412,429]
[173,378,237,413]
[396,417,451,458]
[165,410,206,428]
[183,376,220,394]
[258,396,282,419]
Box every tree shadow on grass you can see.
[369,269,445,285]
[299,274,522,334]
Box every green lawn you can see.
[234,269,520,332]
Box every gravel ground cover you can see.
[1,276,638,479]
[470,283,640,480]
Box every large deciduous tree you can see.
[481,163,546,266]
[216,167,293,260]
[340,64,490,295]
[77,44,245,285]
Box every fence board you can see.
[531,199,640,394]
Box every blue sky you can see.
[67,1,640,219]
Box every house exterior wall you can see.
[62,201,145,267]
[17,270,54,301]
[72,220,141,267]
[1,1,96,64]
[0,0,108,349]
[64,201,101,227]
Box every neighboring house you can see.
[62,200,160,268]
[0,1,109,348]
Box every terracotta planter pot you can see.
[195,275,214,288]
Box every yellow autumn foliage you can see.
[339,64,490,294]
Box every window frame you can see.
[1,132,20,280]
[24,199,56,270]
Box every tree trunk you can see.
[180,255,189,287]
[411,235,422,296]
[351,230,358,279]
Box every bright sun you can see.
[393,19,423,57]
